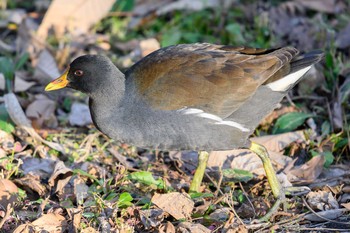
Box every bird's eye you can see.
[74,70,84,77]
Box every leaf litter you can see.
[0,0,350,232]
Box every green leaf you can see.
[222,168,253,182]
[161,29,182,47]
[0,120,15,133]
[325,52,334,69]
[0,57,15,80]
[128,171,165,189]
[322,151,334,168]
[117,192,133,208]
[190,192,214,199]
[14,53,29,71]
[272,112,313,134]
[82,212,95,218]
[321,121,331,137]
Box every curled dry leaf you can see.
[48,161,73,195]
[4,93,65,154]
[0,179,18,208]
[151,192,194,220]
[32,213,67,232]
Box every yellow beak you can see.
[45,68,70,91]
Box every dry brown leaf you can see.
[177,222,211,233]
[307,191,339,211]
[251,131,306,152]
[48,161,73,194]
[151,192,194,220]
[13,223,35,233]
[136,209,165,229]
[0,179,18,208]
[159,221,176,233]
[66,207,82,232]
[341,203,350,210]
[25,94,58,128]
[32,213,67,232]
[288,155,325,183]
[14,174,48,196]
[37,0,115,39]
[80,227,99,233]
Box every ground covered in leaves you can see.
[0,0,350,232]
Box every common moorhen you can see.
[45,43,323,220]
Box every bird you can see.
[45,43,323,220]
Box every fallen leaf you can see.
[307,191,339,211]
[151,192,194,220]
[68,102,92,126]
[288,155,325,183]
[25,94,58,128]
[13,224,35,233]
[0,179,18,208]
[341,203,350,210]
[33,49,61,84]
[0,73,35,92]
[304,209,343,222]
[21,157,55,177]
[4,93,65,154]
[32,213,67,232]
[135,209,165,229]
[48,161,73,194]
[14,174,48,196]
[177,222,211,233]
[37,0,115,39]
[252,131,306,152]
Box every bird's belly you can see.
[98,110,253,151]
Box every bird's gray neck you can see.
[88,71,126,137]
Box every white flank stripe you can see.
[178,108,250,132]
[266,66,312,92]
[215,121,250,132]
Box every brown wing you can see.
[126,43,298,118]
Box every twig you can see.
[239,182,256,218]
